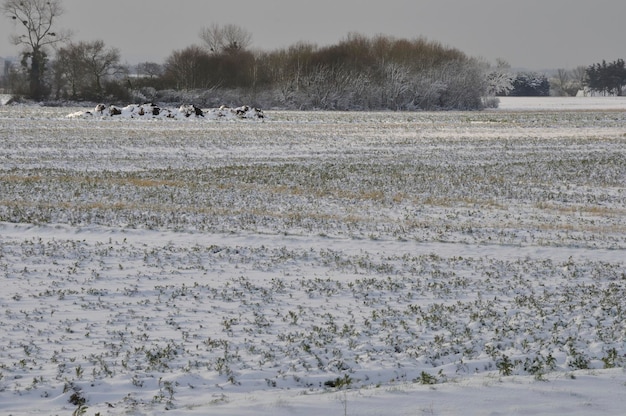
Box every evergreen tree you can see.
[586,59,626,96]
[509,73,550,96]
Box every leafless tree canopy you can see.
[2,0,69,47]
[164,45,214,90]
[54,40,125,100]
[136,62,163,79]
[199,23,252,54]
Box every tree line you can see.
[2,0,625,109]
[151,32,488,110]
[0,0,488,110]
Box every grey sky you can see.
[1,0,625,69]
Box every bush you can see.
[509,73,550,96]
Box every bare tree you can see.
[569,66,587,95]
[54,40,125,100]
[381,62,412,109]
[551,69,570,96]
[485,58,513,97]
[81,40,124,97]
[199,23,252,54]
[163,45,213,90]
[54,41,88,99]
[136,62,163,79]
[2,0,70,99]
[300,64,363,110]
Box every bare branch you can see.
[199,23,252,54]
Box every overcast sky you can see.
[1,0,624,70]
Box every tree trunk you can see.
[29,48,44,100]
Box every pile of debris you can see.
[67,103,264,120]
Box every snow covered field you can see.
[496,96,626,111]
[0,100,625,415]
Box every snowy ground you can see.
[496,96,626,111]
[0,99,625,415]
[0,94,13,106]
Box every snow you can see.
[0,99,625,415]
[496,96,626,111]
[0,94,13,106]
[66,103,265,120]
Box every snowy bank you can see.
[0,93,14,106]
[496,96,626,111]
[67,102,265,120]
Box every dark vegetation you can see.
[585,59,626,96]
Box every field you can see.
[1,99,625,415]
